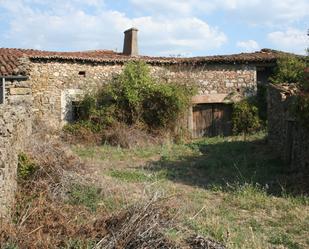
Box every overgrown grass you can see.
[147,132,291,194]
[71,132,309,249]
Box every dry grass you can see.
[62,121,167,148]
[101,122,161,149]
[72,132,309,249]
[1,125,227,249]
[1,123,308,248]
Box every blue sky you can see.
[0,0,308,56]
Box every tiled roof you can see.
[0,47,293,76]
[0,48,121,76]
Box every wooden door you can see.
[192,104,213,138]
[192,103,232,138]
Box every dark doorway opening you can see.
[71,101,82,122]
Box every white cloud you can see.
[233,0,309,26]
[0,0,227,56]
[130,0,309,26]
[130,0,195,15]
[132,17,227,55]
[267,28,308,54]
[236,40,260,52]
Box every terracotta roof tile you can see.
[0,47,295,76]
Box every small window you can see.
[78,71,86,77]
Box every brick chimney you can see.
[123,27,138,56]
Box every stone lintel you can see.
[192,94,231,104]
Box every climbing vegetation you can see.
[66,61,196,136]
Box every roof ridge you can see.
[0,47,287,76]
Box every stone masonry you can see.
[268,84,309,172]
[0,80,32,220]
[26,60,256,129]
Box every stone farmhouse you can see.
[0,28,293,219]
[0,28,282,137]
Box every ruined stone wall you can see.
[0,80,32,220]
[268,84,309,172]
[27,60,256,129]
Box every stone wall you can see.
[0,80,32,220]
[268,84,309,172]
[27,60,256,129]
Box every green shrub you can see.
[107,61,195,128]
[142,83,193,128]
[67,61,195,134]
[77,94,96,120]
[108,61,154,124]
[232,99,261,139]
[270,56,307,85]
[17,153,37,180]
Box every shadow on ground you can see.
[146,137,307,196]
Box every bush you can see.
[142,83,192,129]
[232,99,261,139]
[107,61,195,128]
[68,61,195,138]
[108,61,154,124]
